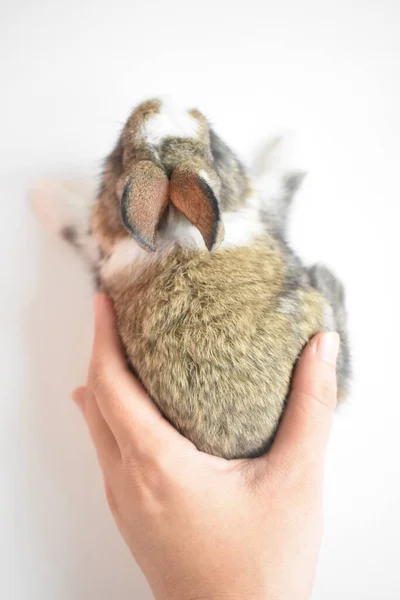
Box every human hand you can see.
[73,294,339,600]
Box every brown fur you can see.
[86,98,350,459]
[104,239,327,458]
[92,138,126,253]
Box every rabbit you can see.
[30,97,350,459]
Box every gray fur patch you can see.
[284,172,306,195]
[209,128,251,211]
[61,225,78,246]
[308,263,351,393]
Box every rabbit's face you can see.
[93,98,252,256]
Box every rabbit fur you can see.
[31,97,350,459]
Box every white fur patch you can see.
[220,194,265,249]
[101,219,205,281]
[142,99,199,145]
[161,209,205,247]
[101,237,154,280]
[199,170,212,185]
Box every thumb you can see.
[268,332,339,473]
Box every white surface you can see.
[1,1,399,598]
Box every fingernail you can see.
[317,332,340,365]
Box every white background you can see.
[1,0,399,598]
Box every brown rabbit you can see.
[31,97,350,459]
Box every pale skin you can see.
[73,294,340,600]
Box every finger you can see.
[90,295,131,377]
[89,294,192,456]
[72,386,86,406]
[267,332,339,474]
[73,385,121,473]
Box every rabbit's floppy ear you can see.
[121,161,169,252]
[170,168,224,251]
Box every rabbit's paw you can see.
[29,181,91,239]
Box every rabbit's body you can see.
[106,241,329,458]
[31,98,350,459]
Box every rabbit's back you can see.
[107,239,327,459]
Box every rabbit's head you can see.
[95,98,252,254]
